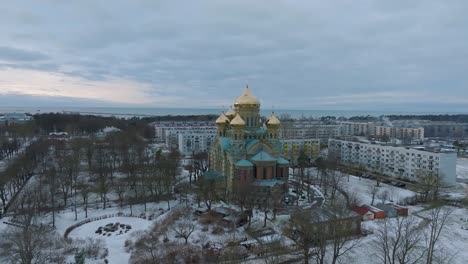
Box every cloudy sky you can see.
[1,1,467,111]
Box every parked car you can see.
[396,182,406,188]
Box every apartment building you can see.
[178,131,216,155]
[152,121,215,142]
[281,138,320,165]
[328,139,456,186]
[374,126,424,141]
[422,122,468,138]
[281,122,342,142]
[339,121,375,136]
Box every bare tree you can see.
[198,178,219,211]
[261,242,289,264]
[172,211,196,245]
[424,205,454,264]
[0,213,56,264]
[231,180,254,212]
[77,180,90,218]
[270,186,283,220]
[375,216,425,264]
[369,185,380,206]
[328,202,362,264]
[133,231,161,263]
[113,179,127,208]
[283,210,327,264]
[378,189,390,205]
[417,171,442,202]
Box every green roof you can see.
[251,151,276,162]
[277,157,290,165]
[219,137,231,151]
[254,179,285,187]
[245,139,259,150]
[235,159,254,167]
[204,171,224,180]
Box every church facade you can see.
[209,85,289,195]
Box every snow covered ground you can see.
[68,217,153,264]
[342,175,417,205]
[342,206,468,264]
[338,174,468,264]
[1,200,178,264]
[456,157,468,180]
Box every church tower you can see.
[234,84,261,131]
[266,112,281,153]
[209,84,290,201]
[215,112,229,137]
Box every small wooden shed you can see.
[376,204,398,218]
[389,204,409,217]
[364,205,386,219]
[352,205,375,221]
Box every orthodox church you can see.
[209,85,289,195]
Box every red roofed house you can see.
[352,205,375,221]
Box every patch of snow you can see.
[68,217,152,264]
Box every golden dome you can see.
[215,112,229,124]
[230,113,246,126]
[234,84,260,107]
[225,106,236,119]
[266,112,280,126]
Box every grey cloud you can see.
[0,0,467,110]
[0,46,49,61]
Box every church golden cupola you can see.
[234,84,261,130]
[266,112,281,139]
[215,112,229,137]
[229,113,245,142]
[225,106,236,120]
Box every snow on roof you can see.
[102,126,121,133]
[212,206,236,216]
[364,205,385,213]
[376,203,398,212]
[49,132,68,136]
[253,179,285,187]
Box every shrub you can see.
[211,226,224,235]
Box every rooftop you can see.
[251,150,277,162]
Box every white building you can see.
[0,113,33,122]
[328,139,456,186]
[283,123,341,142]
[178,131,216,155]
[374,126,424,142]
[339,121,375,137]
[152,121,215,143]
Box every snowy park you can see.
[68,217,152,264]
